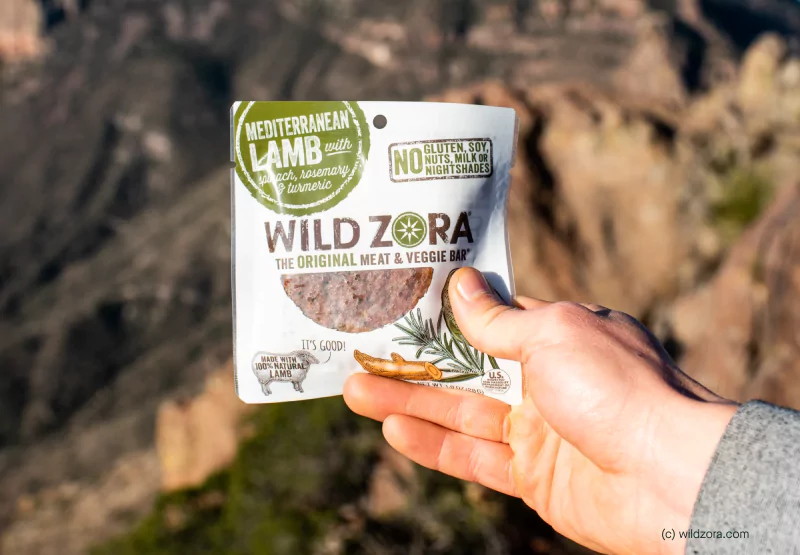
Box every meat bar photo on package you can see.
[231,101,522,405]
[282,268,434,333]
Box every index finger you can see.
[344,374,512,443]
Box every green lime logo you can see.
[392,212,427,248]
[233,101,370,215]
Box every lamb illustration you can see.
[252,350,320,396]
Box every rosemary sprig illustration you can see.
[392,308,486,381]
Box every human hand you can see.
[344,267,738,555]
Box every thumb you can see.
[448,267,546,362]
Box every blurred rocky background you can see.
[0,0,799,553]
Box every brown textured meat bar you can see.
[282,268,434,333]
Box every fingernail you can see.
[455,270,491,301]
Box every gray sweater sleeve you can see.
[686,401,800,555]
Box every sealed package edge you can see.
[231,101,522,405]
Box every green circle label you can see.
[233,101,370,215]
[392,212,427,248]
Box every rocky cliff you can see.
[1,0,799,553]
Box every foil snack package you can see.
[231,101,522,405]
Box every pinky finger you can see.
[382,414,519,498]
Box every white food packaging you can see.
[231,101,521,405]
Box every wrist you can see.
[651,399,738,553]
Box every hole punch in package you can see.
[231,101,522,404]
